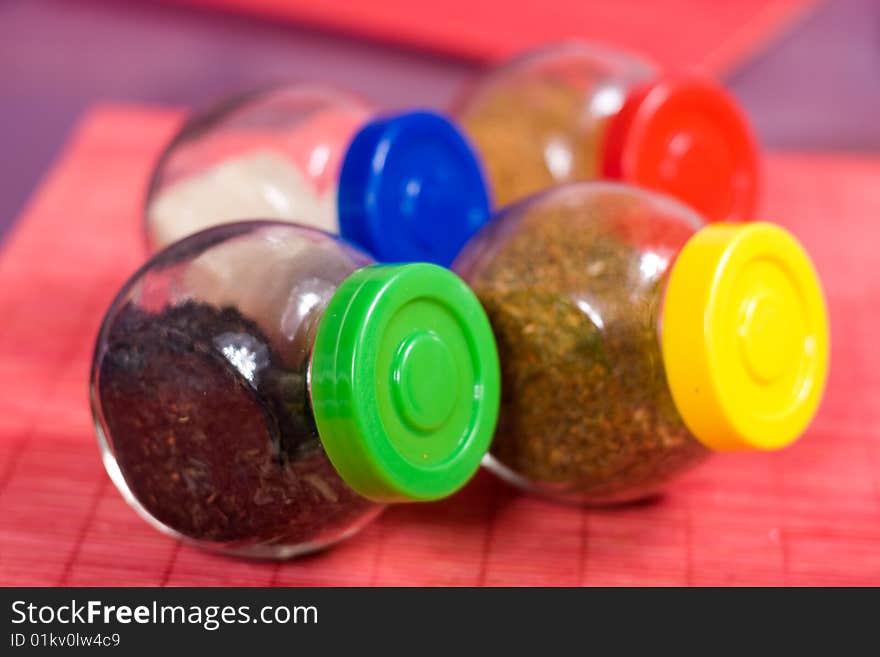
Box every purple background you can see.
[1,0,878,241]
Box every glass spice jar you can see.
[91,221,500,558]
[453,41,760,223]
[453,183,828,505]
[146,84,490,266]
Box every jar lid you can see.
[338,111,491,266]
[310,262,500,502]
[601,77,759,223]
[662,222,828,451]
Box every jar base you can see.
[481,453,667,508]
[94,416,384,561]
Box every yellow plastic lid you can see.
[662,222,829,451]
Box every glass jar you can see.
[91,221,500,558]
[146,84,490,266]
[454,183,827,504]
[453,42,759,223]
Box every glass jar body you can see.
[145,85,374,252]
[454,183,710,504]
[91,222,381,558]
[454,43,654,208]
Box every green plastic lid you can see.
[310,263,500,503]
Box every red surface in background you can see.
[173,0,819,73]
[0,106,877,586]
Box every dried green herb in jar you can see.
[455,183,829,504]
[455,183,708,504]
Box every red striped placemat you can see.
[0,105,876,586]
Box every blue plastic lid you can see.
[337,110,491,266]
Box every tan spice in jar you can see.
[453,44,654,208]
[457,77,607,207]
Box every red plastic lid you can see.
[601,76,760,223]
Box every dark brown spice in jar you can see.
[454,183,709,504]
[97,300,375,548]
[92,221,502,558]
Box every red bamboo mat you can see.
[0,106,877,586]
[172,0,820,74]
